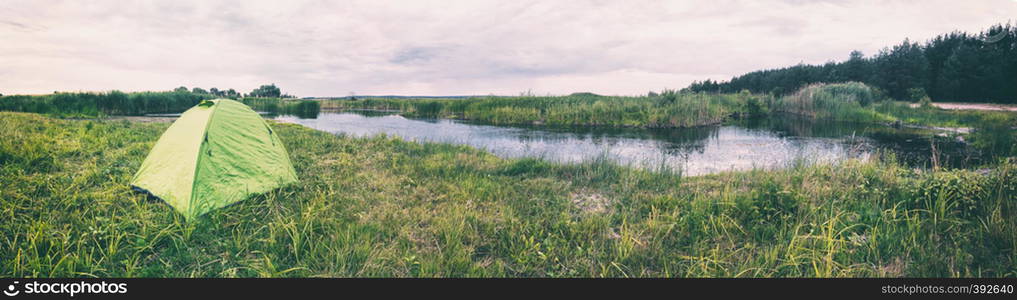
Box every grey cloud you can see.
[1,0,1015,96]
[390,46,448,64]
[0,20,29,29]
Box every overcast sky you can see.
[2,0,1015,96]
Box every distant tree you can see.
[209,87,221,97]
[975,24,1015,102]
[871,40,929,100]
[173,86,189,93]
[923,32,967,99]
[226,89,239,98]
[191,87,208,94]
[841,50,870,82]
[249,84,282,98]
[939,42,982,101]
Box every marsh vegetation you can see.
[1,112,1014,277]
[327,82,1016,133]
[1,79,1014,278]
[0,92,320,120]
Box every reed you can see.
[0,91,211,117]
[325,92,758,128]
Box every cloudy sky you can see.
[2,0,1015,96]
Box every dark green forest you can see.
[685,23,1017,103]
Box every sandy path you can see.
[911,102,1017,112]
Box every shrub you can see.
[775,82,886,122]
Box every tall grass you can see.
[0,91,211,117]
[241,98,321,118]
[780,83,1017,160]
[330,83,1016,134]
[1,112,1014,277]
[0,92,324,119]
[872,101,1017,129]
[4,84,1011,132]
[773,82,891,123]
[326,92,762,128]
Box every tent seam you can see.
[264,118,298,181]
[188,99,220,219]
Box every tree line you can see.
[174,83,294,98]
[684,23,1017,103]
[0,84,298,117]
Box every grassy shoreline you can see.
[0,91,320,119]
[325,92,755,128]
[326,90,1015,133]
[3,83,1014,132]
[2,112,1014,277]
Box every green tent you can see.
[131,99,298,219]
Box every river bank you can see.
[2,112,1014,277]
[910,102,1017,112]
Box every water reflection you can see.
[730,117,971,167]
[275,110,997,175]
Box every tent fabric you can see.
[131,99,298,219]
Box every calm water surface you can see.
[275,110,977,176]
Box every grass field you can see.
[2,112,1014,277]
